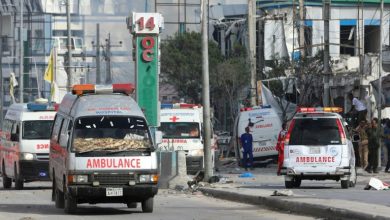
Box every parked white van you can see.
[0,101,56,189]
[49,84,159,214]
[233,106,282,165]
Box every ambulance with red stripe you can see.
[49,84,159,214]
[281,107,357,189]
[0,101,56,190]
[158,103,216,174]
[233,106,282,165]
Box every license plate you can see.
[309,147,321,154]
[106,188,123,197]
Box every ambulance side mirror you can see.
[155,131,163,145]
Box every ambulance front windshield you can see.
[159,122,200,139]
[73,116,152,153]
[23,120,54,140]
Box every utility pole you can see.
[96,23,101,84]
[0,21,3,126]
[201,0,213,181]
[248,0,257,106]
[105,33,111,84]
[103,33,122,84]
[299,0,305,58]
[257,17,264,80]
[19,0,24,103]
[377,0,384,167]
[66,0,72,92]
[323,0,330,107]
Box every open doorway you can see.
[364,25,380,53]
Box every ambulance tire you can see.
[2,174,11,189]
[64,193,77,214]
[341,180,349,189]
[55,187,65,209]
[2,164,12,189]
[293,178,301,188]
[14,166,24,190]
[285,181,294,189]
[51,179,55,201]
[142,197,154,213]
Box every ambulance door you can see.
[8,121,20,177]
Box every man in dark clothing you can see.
[240,127,253,171]
[366,118,380,173]
[384,120,390,172]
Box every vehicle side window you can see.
[59,119,69,148]
[51,115,64,142]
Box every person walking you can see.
[240,127,253,171]
[366,118,380,173]
[354,120,369,170]
[276,122,287,176]
[384,120,390,172]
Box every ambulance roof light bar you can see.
[72,83,135,96]
[160,103,201,109]
[240,105,271,112]
[298,107,343,113]
[27,98,56,111]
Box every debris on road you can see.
[364,177,390,190]
[239,172,254,178]
[271,190,293,196]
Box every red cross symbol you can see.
[169,116,179,122]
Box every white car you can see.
[281,107,357,189]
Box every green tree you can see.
[161,32,222,103]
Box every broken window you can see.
[365,25,381,53]
[340,25,356,56]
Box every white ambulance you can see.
[233,106,282,165]
[49,84,159,214]
[158,103,216,174]
[0,101,56,189]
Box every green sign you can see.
[136,35,159,126]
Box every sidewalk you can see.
[199,159,390,220]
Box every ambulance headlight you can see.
[73,175,88,183]
[188,149,204,157]
[139,174,151,183]
[20,153,35,160]
[139,174,159,183]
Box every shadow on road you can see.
[0,203,141,215]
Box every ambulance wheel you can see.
[285,181,294,189]
[64,193,77,214]
[14,166,24,190]
[142,197,154,213]
[2,164,11,189]
[341,180,349,189]
[55,187,65,209]
[293,178,301,188]
[51,179,55,201]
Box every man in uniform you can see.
[240,127,253,171]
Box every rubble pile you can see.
[74,138,148,152]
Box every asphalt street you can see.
[0,180,316,220]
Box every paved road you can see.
[0,181,316,220]
[216,163,390,207]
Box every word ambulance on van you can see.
[233,106,282,165]
[158,103,216,174]
[49,84,159,214]
[0,100,56,190]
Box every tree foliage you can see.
[161,33,249,130]
[161,32,222,103]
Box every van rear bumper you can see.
[67,184,158,204]
[19,160,50,181]
[281,166,351,177]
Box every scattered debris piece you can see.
[364,177,390,190]
[271,190,294,196]
[239,172,254,178]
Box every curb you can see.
[199,187,390,220]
